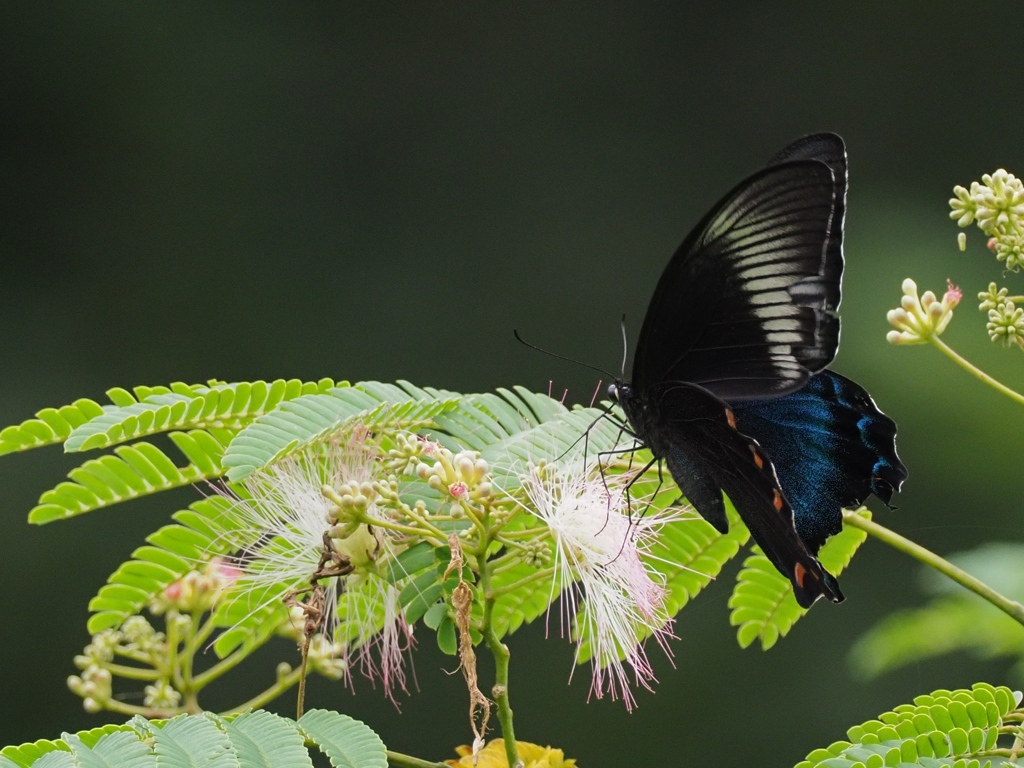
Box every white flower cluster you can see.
[886,278,962,345]
[950,170,1024,270]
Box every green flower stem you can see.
[929,337,1024,406]
[117,647,163,666]
[100,661,164,681]
[166,612,184,690]
[192,644,257,691]
[842,511,1024,627]
[222,665,303,715]
[185,614,218,659]
[401,504,448,540]
[498,527,545,540]
[384,751,450,768]
[359,513,442,541]
[480,561,522,768]
[102,698,180,719]
[1009,732,1024,763]
[487,566,556,600]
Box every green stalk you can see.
[929,337,1024,406]
[487,566,556,599]
[221,666,304,715]
[384,751,450,768]
[192,644,258,690]
[842,511,1024,626]
[480,560,521,768]
[100,662,164,681]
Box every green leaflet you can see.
[297,710,387,768]
[221,711,313,768]
[87,495,240,633]
[0,399,106,455]
[146,713,238,767]
[28,430,231,524]
[64,379,337,453]
[0,725,136,768]
[64,731,156,768]
[729,508,870,651]
[794,682,1022,768]
[221,383,461,481]
[490,560,558,640]
[1,711,388,768]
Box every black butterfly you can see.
[611,133,907,608]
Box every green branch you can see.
[487,566,555,600]
[385,751,450,768]
[221,665,303,715]
[480,559,522,768]
[929,337,1024,405]
[842,510,1024,627]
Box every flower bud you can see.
[886,278,959,343]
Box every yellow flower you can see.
[446,739,577,768]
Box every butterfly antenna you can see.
[513,330,617,380]
[619,314,628,378]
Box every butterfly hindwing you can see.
[732,370,908,554]
[632,146,845,402]
[635,381,843,608]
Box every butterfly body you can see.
[612,133,906,608]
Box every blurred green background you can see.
[1,3,1022,766]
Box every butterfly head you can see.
[607,381,631,403]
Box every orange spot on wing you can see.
[749,445,763,469]
[724,408,736,429]
[794,562,807,588]
[772,489,784,511]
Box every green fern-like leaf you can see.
[27,754,74,768]
[480,404,628,491]
[0,399,107,455]
[147,713,238,767]
[0,740,70,768]
[795,682,1021,768]
[220,711,313,768]
[0,723,140,768]
[221,382,460,481]
[64,379,338,453]
[210,583,290,658]
[297,710,387,768]
[64,731,156,768]
[87,495,240,633]
[0,712,389,768]
[729,507,870,651]
[649,500,750,618]
[490,560,558,639]
[28,430,230,524]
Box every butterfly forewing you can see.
[633,157,843,402]
[765,133,848,369]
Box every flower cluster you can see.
[950,169,1024,269]
[150,558,241,614]
[518,462,680,709]
[68,616,175,714]
[980,282,1024,347]
[886,278,961,345]
[221,433,415,699]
